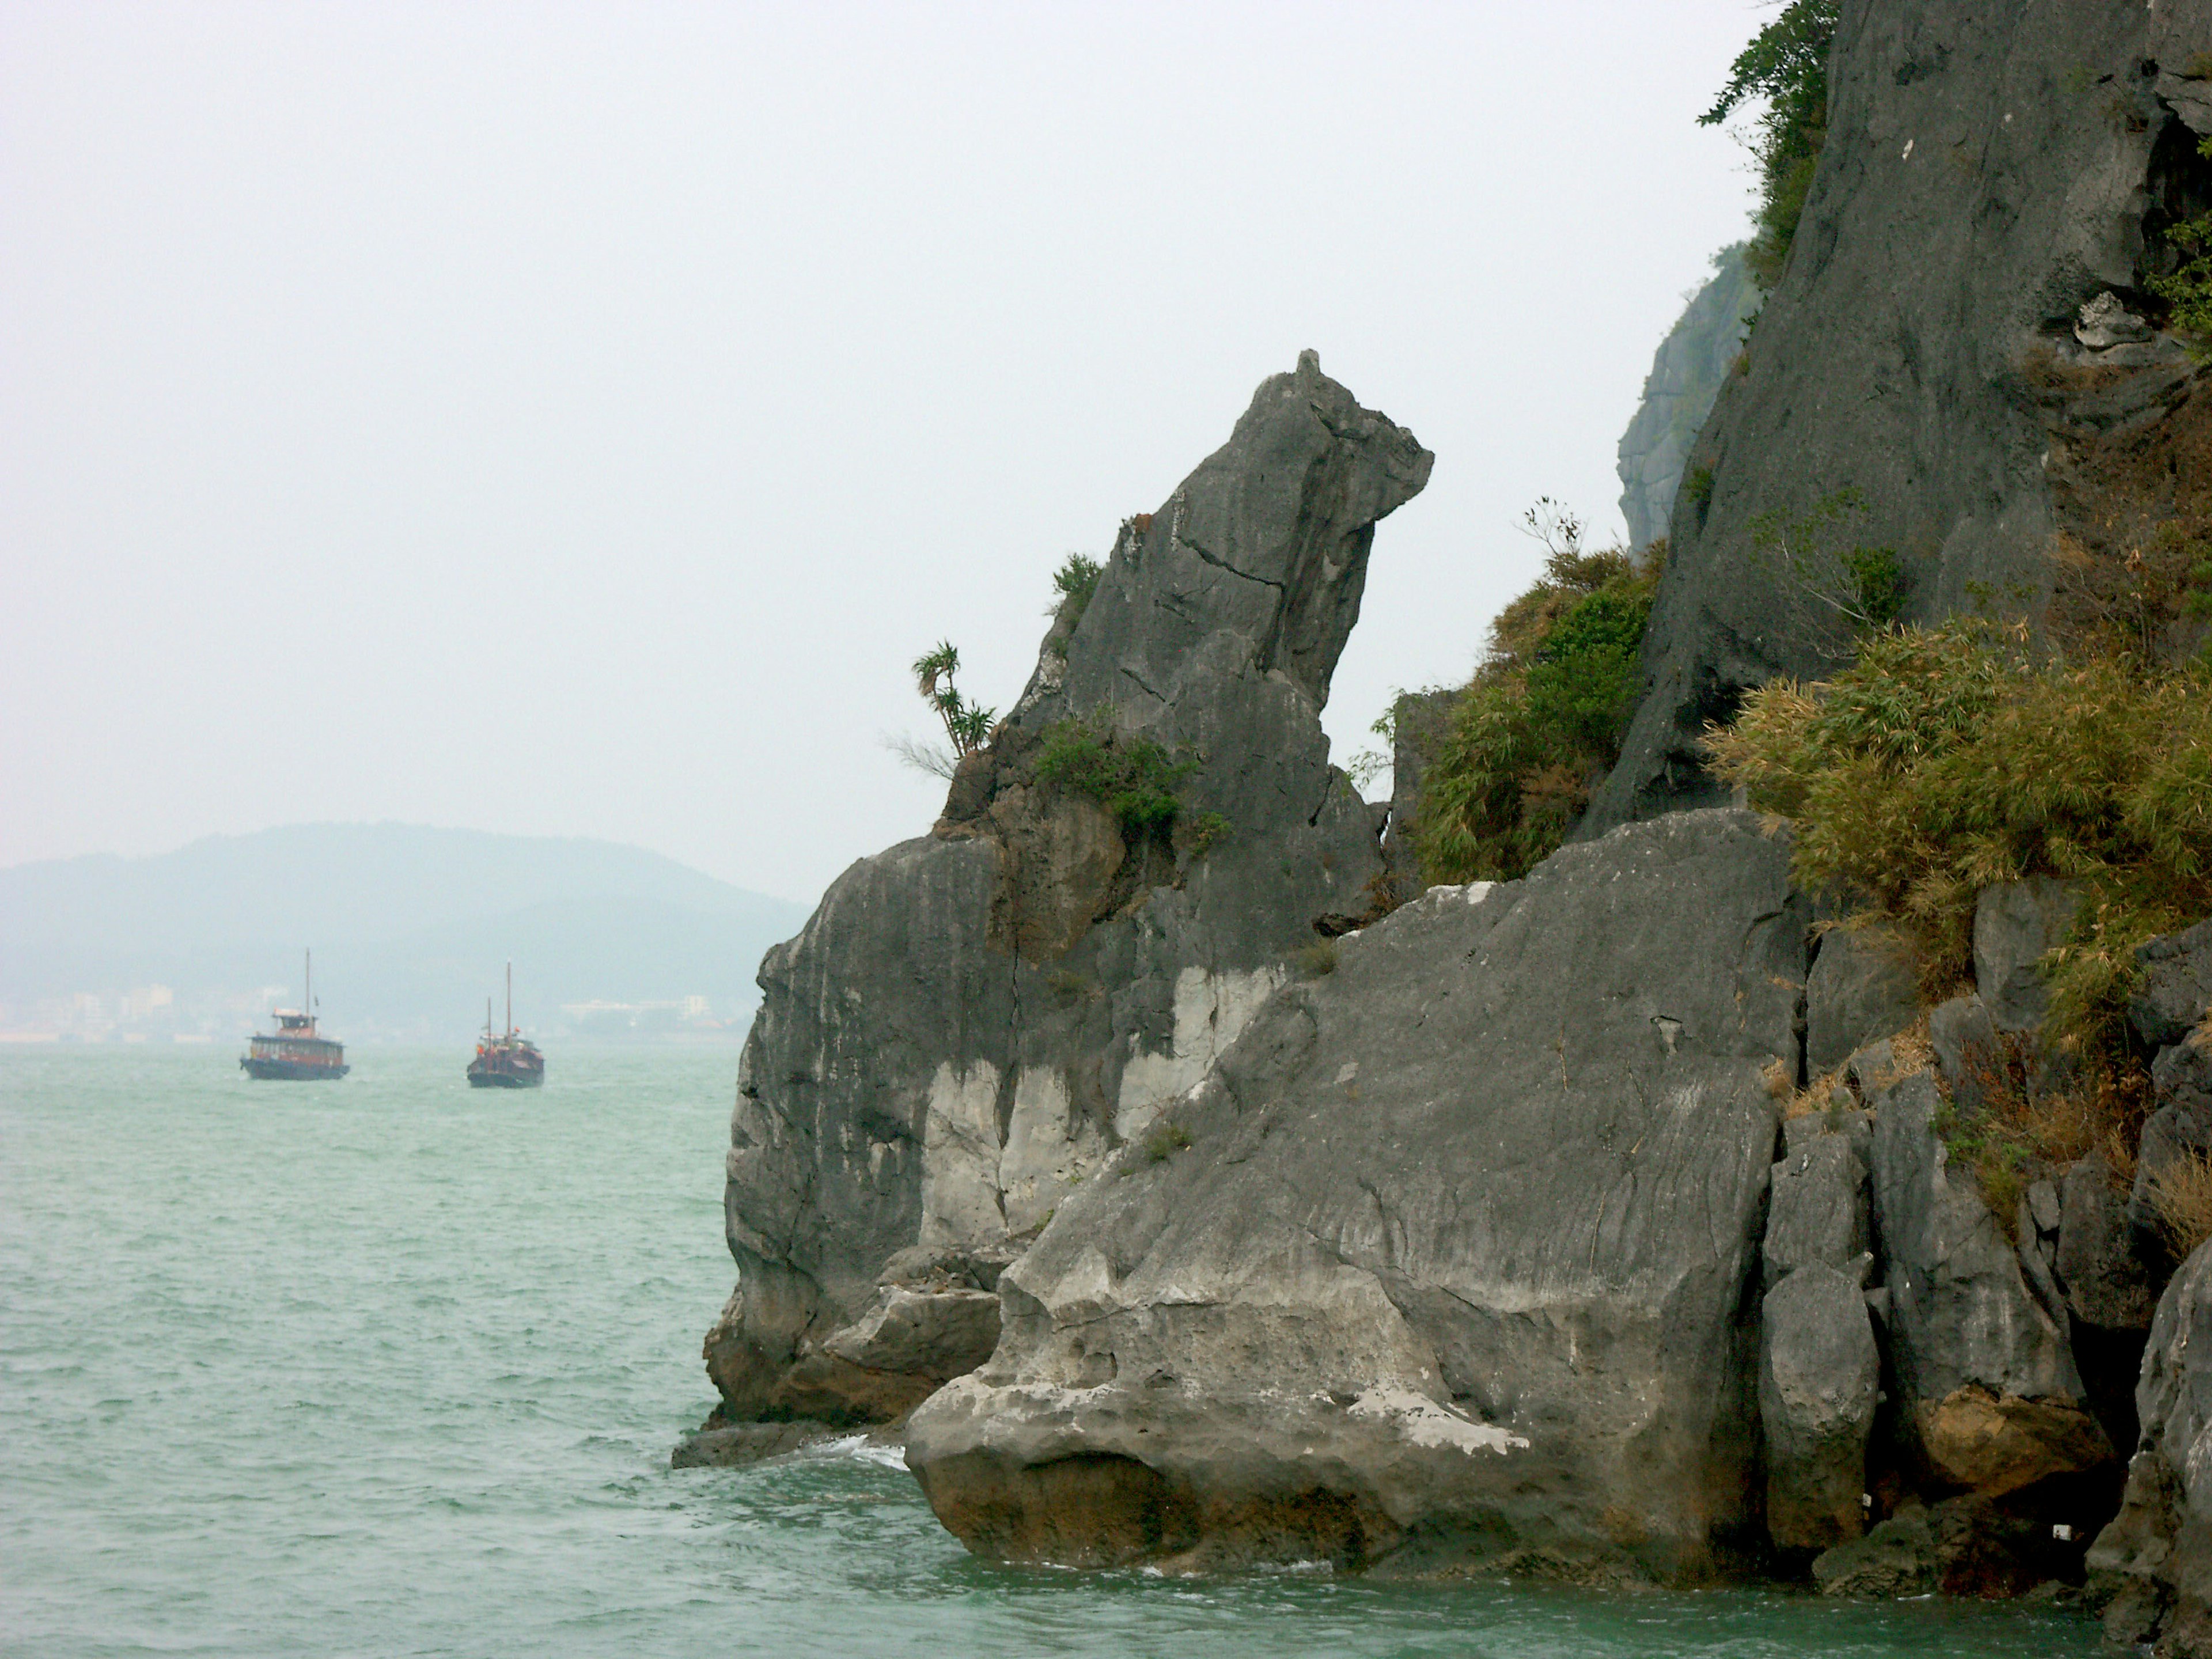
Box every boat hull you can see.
[467,1052,544,1088]
[465,1069,542,1089]
[240,1057,349,1081]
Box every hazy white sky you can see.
[3,1,1764,902]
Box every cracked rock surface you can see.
[904,809,1806,1580]
[703,355,1431,1424]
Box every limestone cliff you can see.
[1615,247,1758,552]
[700,353,1431,1424]
[1589,0,2212,830]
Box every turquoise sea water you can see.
[1,1047,2100,1657]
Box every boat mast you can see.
[506,961,513,1038]
[305,949,312,1029]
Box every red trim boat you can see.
[467,963,544,1089]
[241,950,349,1080]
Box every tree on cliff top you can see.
[1702,1,1838,292]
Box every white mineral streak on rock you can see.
[1113,965,1285,1141]
[998,1067,1105,1235]
[1347,1387,1528,1455]
[919,1060,1005,1247]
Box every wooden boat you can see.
[241,950,348,1080]
[467,962,544,1089]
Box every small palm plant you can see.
[912,641,997,759]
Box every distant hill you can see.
[0,824,811,1042]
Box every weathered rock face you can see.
[1974,878,2082,1036]
[906,809,1805,1580]
[2135,919,2212,1050]
[1615,245,1759,551]
[1860,1057,2111,1494]
[2088,1240,2212,1652]
[1586,0,2212,832]
[1803,924,1919,1079]
[2127,919,2212,1256]
[1763,1135,1870,1291]
[704,355,1432,1423]
[1760,1262,1880,1552]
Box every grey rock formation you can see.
[1812,1508,1938,1598]
[1926,995,2006,1119]
[1586,2,2212,832]
[1615,246,1758,551]
[2086,1450,2183,1645]
[1804,925,1918,1077]
[2134,919,2212,1051]
[669,1419,840,1469]
[906,809,1805,1580]
[2130,921,2212,1247]
[1862,1060,2108,1494]
[2086,1240,2212,1652]
[2057,1156,2157,1332]
[1759,1262,1880,1551]
[1378,688,1455,906]
[1973,879,2081,1035]
[703,355,1432,1425]
[1763,1135,1870,1291]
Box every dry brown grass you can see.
[2148,1147,2212,1262]
[1781,1070,1849,1121]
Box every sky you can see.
[2,1,1766,904]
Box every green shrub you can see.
[1045,554,1105,656]
[1035,718,1196,839]
[1748,487,1906,652]
[2151,211,2212,353]
[1683,464,1715,514]
[1188,810,1232,855]
[1704,620,2212,1058]
[1144,1120,1192,1162]
[1415,510,1661,884]
[1293,939,1339,977]
[1700,1,1837,293]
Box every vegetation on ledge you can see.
[1414,504,1662,884]
[1706,616,2212,1210]
[1700,1,1837,293]
[1035,718,1197,842]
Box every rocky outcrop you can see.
[1760,1261,1880,1552]
[1615,245,1759,551]
[1586,1,2212,832]
[2127,920,2212,1253]
[905,808,1805,1580]
[1377,688,1455,906]
[1859,1055,2109,1495]
[703,354,1432,1425]
[2088,1240,2212,1652]
[1803,924,1918,1078]
[1973,878,2082,1036]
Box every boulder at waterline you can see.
[2086,1240,2212,1654]
[906,808,1806,1580]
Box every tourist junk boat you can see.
[240,950,349,1080]
[467,963,544,1089]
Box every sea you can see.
[1,1047,2102,1657]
